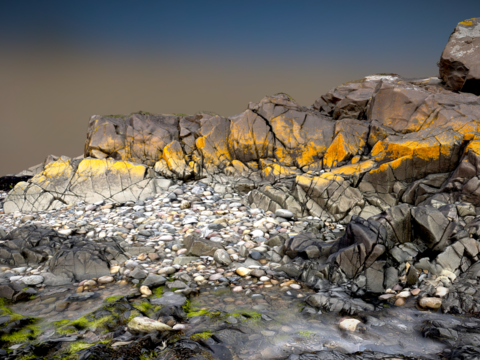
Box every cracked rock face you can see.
[439,18,480,94]
[3,158,164,213]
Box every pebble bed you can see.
[0,182,347,304]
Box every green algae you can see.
[104,295,123,304]
[127,310,141,322]
[67,340,110,355]
[190,330,212,341]
[0,323,41,344]
[232,309,261,320]
[150,286,164,299]
[55,315,114,335]
[186,308,221,318]
[297,330,315,338]
[133,302,153,313]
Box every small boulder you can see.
[439,18,480,94]
[339,318,362,332]
[214,249,232,266]
[236,267,251,277]
[21,275,44,285]
[275,209,294,219]
[127,316,172,333]
[140,286,152,296]
[142,274,166,287]
[419,297,442,310]
[97,276,114,284]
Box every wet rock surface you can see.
[1,18,480,359]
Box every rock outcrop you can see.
[439,18,480,94]
[2,18,480,308]
[3,157,169,213]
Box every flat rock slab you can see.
[150,292,187,307]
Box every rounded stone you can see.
[435,286,449,297]
[21,275,44,285]
[339,318,361,332]
[83,280,97,286]
[214,249,232,266]
[127,316,172,333]
[419,297,442,310]
[250,229,264,238]
[236,267,251,277]
[275,209,294,219]
[140,286,152,296]
[394,297,406,306]
[98,276,114,284]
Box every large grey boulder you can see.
[439,18,480,94]
[411,206,455,252]
[48,238,128,282]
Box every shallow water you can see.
[184,285,455,359]
[8,282,468,359]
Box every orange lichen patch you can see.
[323,119,369,168]
[270,115,305,149]
[323,133,359,168]
[88,123,125,156]
[31,158,75,193]
[371,139,414,162]
[163,140,192,178]
[76,158,146,181]
[465,140,480,156]
[269,112,334,167]
[196,136,206,149]
[274,146,295,167]
[296,144,324,168]
[262,163,300,180]
[196,116,232,167]
[296,172,344,199]
[228,110,275,162]
[459,19,474,26]
[351,156,361,164]
[331,160,377,176]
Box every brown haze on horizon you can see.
[0,50,436,175]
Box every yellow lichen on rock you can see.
[331,160,377,176]
[459,19,474,26]
[162,140,192,179]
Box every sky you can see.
[1,0,479,174]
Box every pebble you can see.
[419,297,442,310]
[396,291,410,298]
[275,209,293,219]
[140,286,152,296]
[21,275,44,285]
[395,298,406,306]
[410,288,421,296]
[98,276,114,284]
[236,267,251,277]
[435,286,449,297]
[339,318,361,332]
